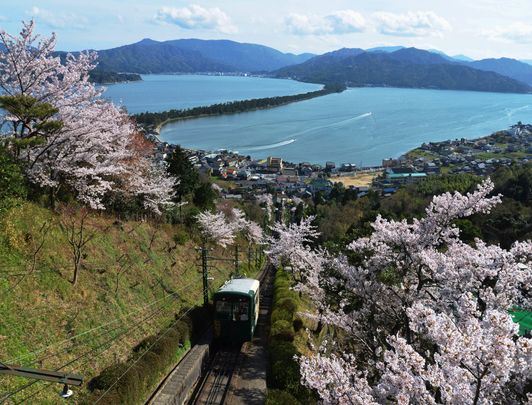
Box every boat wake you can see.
[292,112,374,139]
[240,139,296,151]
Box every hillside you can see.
[91,39,233,74]
[468,57,532,86]
[275,48,532,93]
[0,202,260,403]
[162,39,314,72]
[88,69,142,84]
[69,38,314,74]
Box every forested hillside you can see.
[276,48,532,93]
[0,21,267,404]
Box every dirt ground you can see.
[330,171,382,187]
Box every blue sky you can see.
[1,0,532,59]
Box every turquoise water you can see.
[103,75,532,165]
[160,87,532,165]
[102,74,321,114]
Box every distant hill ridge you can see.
[5,37,532,91]
[275,47,532,94]
[82,38,316,74]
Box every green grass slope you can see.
[0,202,258,403]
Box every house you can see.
[382,158,398,168]
[386,172,427,184]
[267,156,283,172]
[340,163,357,172]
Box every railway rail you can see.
[187,265,273,405]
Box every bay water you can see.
[104,75,532,165]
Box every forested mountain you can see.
[468,57,532,85]
[275,47,532,93]
[90,39,233,73]
[63,38,314,74]
[88,69,141,83]
[162,39,314,72]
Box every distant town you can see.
[145,122,532,202]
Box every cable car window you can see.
[235,301,249,321]
[216,300,231,314]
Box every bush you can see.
[0,147,27,212]
[268,268,318,404]
[270,340,297,364]
[266,389,301,405]
[276,297,298,313]
[271,320,295,341]
[173,228,189,245]
[292,317,304,332]
[269,356,301,392]
[87,307,209,404]
[271,308,293,324]
[174,320,191,343]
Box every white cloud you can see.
[30,6,88,30]
[374,11,451,37]
[0,16,8,22]
[485,22,532,44]
[285,10,366,36]
[155,5,237,34]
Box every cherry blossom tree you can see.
[256,193,274,222]
[196,211,236,248]
[0,21,176,212]
[266,216,322,284]
[196,208,264,248]
[273,180,532,404]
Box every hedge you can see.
[267,268,316,404]
[85,305,211,404]
[266,389,301,405]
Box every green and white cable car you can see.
[213,278,260,343]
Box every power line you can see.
[92,284,208,404]
[93,303,200,404]
[2,290,188,403]
[20,286,181,369]
[8,299,180,404]
[7,278,199,365]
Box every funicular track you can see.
[187,265,274,405]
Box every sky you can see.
[1,0,532,60]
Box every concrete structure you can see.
[148,334,211,405]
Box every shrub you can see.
[270,320,295,341]
[276,297,298,313]
[269,356,301,391]
[174,320,190,343]
[292,317,304,332]
[271,308,293,324]
[266,389,301,405]
[270,340,297,364]
[173,228,189,245]
[87,307,210,404]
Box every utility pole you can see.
[248,245,252,274]
[0,362,83,399]
[200,246,209,306]
[234,245,239,276]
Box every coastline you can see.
[154,97,323,134]
[139,85,345,134]
[159,123,530,173]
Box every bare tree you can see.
[8,220,51,291]
[59,206,96,285]
[114,252,131,297]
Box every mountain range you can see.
[275,47,532,93]
[86,38,315,74]
[88,39,532,92]
[4,37,532,93]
